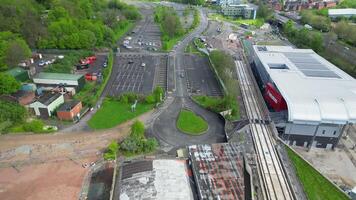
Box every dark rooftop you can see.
[37,92,62,106]
[11,90,33,99]
[188,143,245,200]
[57,100,80,112]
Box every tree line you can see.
[0,0,140,70]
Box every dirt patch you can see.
[0,157,96,200]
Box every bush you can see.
[119,120,158,155]
[23,120,45,133]
[145,94,155,104]
[104,140,119,160]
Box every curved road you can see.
[151,7,226,148]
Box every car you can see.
[76,64,89,70]
[38,61,46,67]
[103,62,107,68]
[141,63,146,67]
[57,55,64,59]
[128,60,134,64]
[180,73,184,78]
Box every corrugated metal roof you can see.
[253,45,356,124]
[189,143,245,200]
[34,72,83,81]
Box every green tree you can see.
[131,120,145,139]
[0,31,31,70]
[104,140,119,160]
[0,100,27,124]
[257,2,273,21]
[153,86,164,102]
[0,73,20,95]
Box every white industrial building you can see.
[221,3,257,19]
[251,45,356,149]
[328,9,356,19]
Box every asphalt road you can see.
[150,7,226,149]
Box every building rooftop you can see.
[37,92,62,106]
[253,45,356,125]
[57,100,80,112]
[118,160,193,200]
[188,143,245,200]
[34,72,83,81]
[328,8,356,16]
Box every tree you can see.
[0,100,27,125]
[257,2,273,21]
[0,31,31,70]
[153,86,164,102]
[103,140,119,160]
[131,120,145,139]
[0,73,20,95]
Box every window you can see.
[268,63,289,70]
[333,131,337,135]
[322,130,326,135]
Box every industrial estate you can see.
[0,0,355,200]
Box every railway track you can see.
[235,60,295,200]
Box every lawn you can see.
[208,13,264,28]
[88,99,153,130]
[286,147,349,200]
[176,109,208,135]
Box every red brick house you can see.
[57,100,82,121]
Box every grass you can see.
[194,38,205,48]
[114,20,135,41]
[193,95,240,120]
[286,147,350,200]
[185,42,206,56]
[176,109,208,135]
[88,99,153,130]
[208,13,264,28]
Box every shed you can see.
[11,90,35,105]
[33,72,85,95]
[28,92,64,118]
[57,100,82,121]
[6,67,29,82]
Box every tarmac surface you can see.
[151,97,226,147]
[106,53,167,96]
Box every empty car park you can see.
[107,54,167,96]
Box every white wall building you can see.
[251,45,356,148]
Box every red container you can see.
[263,82,287,111]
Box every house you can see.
[11,90,36,105]
[57,100,82,121]
[33,72,85,95]
[29,92,64,118]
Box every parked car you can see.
[128,60,134,64]
[76,64,89,70]
[38,60,46,67]
[141,63,146,67]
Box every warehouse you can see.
[251,45,356,149]
[33,72,85,95]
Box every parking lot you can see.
[74,54,108,75]
[107,54,167,96]
[121,8,161,53]
[183,54,223,96]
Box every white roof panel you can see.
[253,45,356,125]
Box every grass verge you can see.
[208,13,264,28]
[286,147,349,200]
[88,99,153,130]
[114,21,135,41]
[193,95,240,120]
[176,109,208,135]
